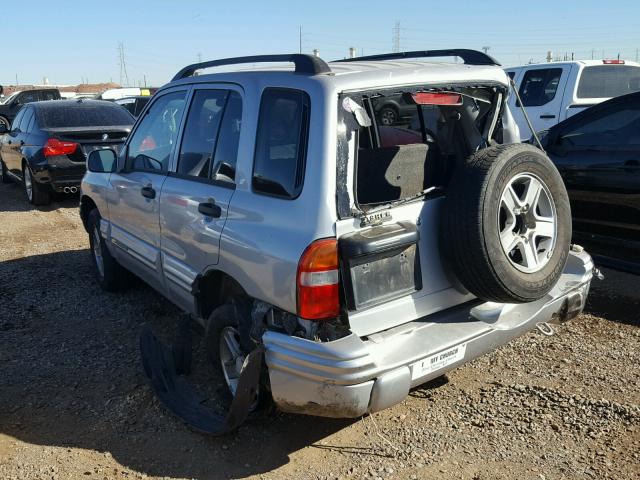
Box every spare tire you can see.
[442,143,571,303]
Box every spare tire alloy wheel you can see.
[498,173,556,273]
[442,144,571,304]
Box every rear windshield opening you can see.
[577,65,640,99]
[348,87,500,208]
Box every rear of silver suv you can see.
[80,50,593,420]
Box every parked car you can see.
[536,91,640,273]
[80,50,593,424]
[0,88,61,130]
[114,96,151,117]
[0,99,134,205]
[506,60,640,140]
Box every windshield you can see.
[0,92,20,104]
[577,65,640,99]
[37,103,135,128]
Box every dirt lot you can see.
[0,179,638,480]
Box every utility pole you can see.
[197,52,202,63]
[636,48,639,62]
[591,49,595,60]
[299,25,302,54]
[392,21,401,53]
[15,73,18,86]
[143,74,147,87]
[481,46,490,54]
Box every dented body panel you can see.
[264,250,592,417]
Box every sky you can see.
[2,0,639,87]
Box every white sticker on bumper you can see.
[410,343,467,380]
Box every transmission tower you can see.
[118,42,130,87]
[392,22,401,53]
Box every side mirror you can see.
[0,124,8,134]
[87,149,117,173]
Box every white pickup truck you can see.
[506,59,640,140]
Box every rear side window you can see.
[38,103,134,128]
[560,105,640,146]
[252,88,310,198]
[41,90,58,101]
[518,68,563,107]
[213,91,243,182]
[19,109,34,133]
[577,65,640,99]
[177,90,227,178]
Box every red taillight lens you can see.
[412,92,463,106]
[603,59,625,64]
[297,238,340,320]
[44,138,78,157]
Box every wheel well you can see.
[193,270,246,320]
[79,196,98,232]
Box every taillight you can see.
[44,138,78,157]
[297,238,340,320]
[411,92,463,106]
[603,59,625,64]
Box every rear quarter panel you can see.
[213,76,337,314]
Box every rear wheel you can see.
[0,116,9,131]
[87,209,132,291]
[23,164,51,205]
[205,303,262,410]
[442,144,571,303]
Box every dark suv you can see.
[0,88,61,129]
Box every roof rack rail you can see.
[172,54,331,81]
[333,49,501,66]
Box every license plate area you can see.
[340,221,421,311]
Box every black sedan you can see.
[0,99,134,205]
[540,91,640,273]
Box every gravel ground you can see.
[0,180,638,480]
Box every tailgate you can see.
[336,200,473,337]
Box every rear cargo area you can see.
[335,83,507,336]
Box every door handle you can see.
[141,185,156,199]
[19,140,24,146]
[540,114,556,119]
[198,199,222,218]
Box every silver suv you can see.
[80,50,593,420]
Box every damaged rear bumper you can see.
[263,249,593,418]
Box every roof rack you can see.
[333,49,501,67]
[172,54,331,81]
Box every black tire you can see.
[1,159,10,184]
[205,302,266,410]
[0,116,9,131]
[378,105,398,126]
[87,208,132,291]
[23,164,51,205]
[442,143,571,303]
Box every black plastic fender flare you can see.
[140,325,263,435]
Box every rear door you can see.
[548,97,640,251]
[107,88,189,293]
[510,66,570,139]
[159,86,243,312]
